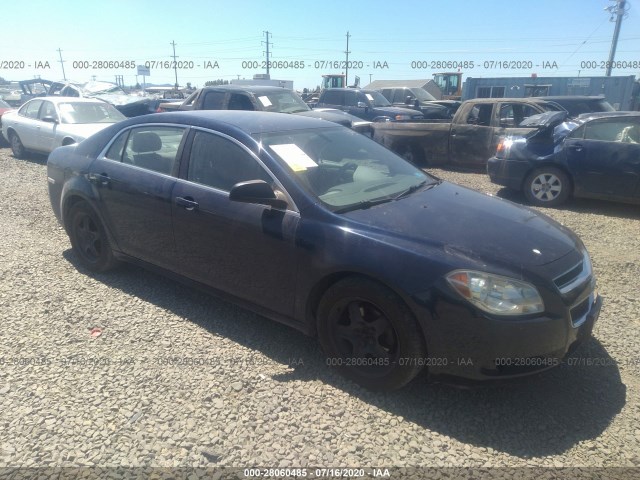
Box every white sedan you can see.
[2,97,126,157]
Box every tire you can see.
[67,201,118,272]
[317,277,427,391]
[523,167,572,207]
[9,132,26,159]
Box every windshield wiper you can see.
[393,179,441,200]
[332,196,396,214]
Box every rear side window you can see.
[20,100,43,119]
[104,131,129,161]
[202,91,225,109]
[584,120,640,142]
[123,126,185,175]
[321,90,344,105]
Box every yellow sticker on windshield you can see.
[270,144,317,172]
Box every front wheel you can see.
[317,277,427,391]
[67,201,118,272]
[524,167,572,207]
[9,132,26,159]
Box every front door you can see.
[172,129,299,316]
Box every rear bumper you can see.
[487,157,530,190]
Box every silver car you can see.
[2,97,126,157]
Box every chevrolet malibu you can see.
[47,111,601,390]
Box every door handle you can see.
[88,172,110,186]
[568,144,583,152]
[175,196,199,211]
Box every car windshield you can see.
[363,91,392,107]
[58,102,126,124]
[256,91,310,114]
[412,88,437,102]
[256,126,434,212]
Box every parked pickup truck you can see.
[158,85,373,135]
[316,88,425,122]
[378,86,460,119]
[373,98,561,167]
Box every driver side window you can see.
[187,131,271,191]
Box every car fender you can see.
[60,175,122,253]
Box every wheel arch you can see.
[305,270,424,338]
[521,162,574,192]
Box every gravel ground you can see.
[0,147,639,477]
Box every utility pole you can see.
[345,31,351,87]
[170,41,179,89]
[605,0,627,76]
[57,48,66,81]
[262,31,272,77]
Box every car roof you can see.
[198,85,293,94]
[466,97,552,104]
[534,95,607,101]
[576,111,640,121]
[24,96,109,105]
[128,110,336,134]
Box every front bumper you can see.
[487,157,530,191]
[411,259,602,382]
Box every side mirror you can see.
[356,101,367,108]
[41,116,58,123]
[229,180,288,209]
[405,96,413,105]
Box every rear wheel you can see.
[67,201,118,272]
[524,167,572,207]
[9,132,26,159]
[317,277,427,391]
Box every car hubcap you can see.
[332,300,398,368]
[75,214,102,262]
[531,173,561,201]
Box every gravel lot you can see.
[0,146,639,478]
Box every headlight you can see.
[446,270,544,315]
[394,114,411,121]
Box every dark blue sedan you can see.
[47,111,601,390]
[488,112,640,207]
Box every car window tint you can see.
[202,91,225,109]
[105,131,129,162]
[124,127,185,175]
[584,120,640,143]
[187,131,271,191]
[20,100,43,119]
[468,104,492,126]
[228,94,254,110]
[322,90,343,105]
[39,101,58,121]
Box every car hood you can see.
[342,181,578,268]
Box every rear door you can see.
[565,118,640,199]
[13,100,43,150]
[89,125,187,269]
[35,100,58,152]
[171,128,300,316]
